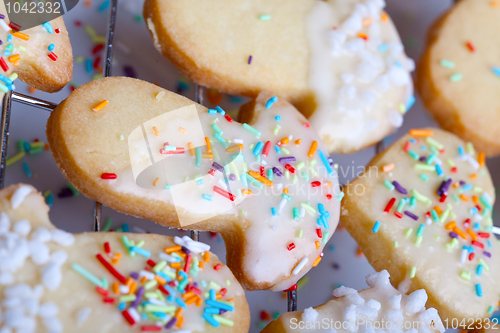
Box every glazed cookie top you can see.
[341,128,500,321]
[417,0,500,156]
[0,184,249,333]
[46,77,341,291]
[143,0,414,153]
[0,3,72,95]
[261,270,445,333]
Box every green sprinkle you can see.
[467,142,475,155]
[480,195,493,210]
[439,208,451,223]
[460,270,471,281]
[297,276,309,290]
[452,194,459,203]
[273,125,281,135]
[419,174,429,182]
[293,207,299,221]
[408,150,420,160]
[411,189,432,205]
[121,236,134,257]
[153,261,167,273]
[6,151,25,166]
[242,123,261,137]
[414,163,435,171]
[281,147,290,155]
[30,141,45,149]
[119,295,136,302]
[300,203,316,214]
[322,231,329,244]
[209,281,222,291]
[101,218,112,232]
[396,198,408,213]
[446,159,455,167]
[409,196,416,209]
[296,161,305,170]
[414,235,423,246]
[393,241,398,248]
[259,14,271,20]
[213,314,234,327]
[416,224,425,236]
[144,305,176,313]
[101,277,108,290]
[426,137,444,150]
[449,73,463,82]
[426,154,437,165]
[383,180,395,191]
[488,306,494,314]
[119,134,124,141]
[405,228,413,237]
[479,258,490,271]
[298,229,303,239]
[211,123,223,135]
[410,266,416,278]
[71,263,103,287]
[67,183,80,196]
[440,59,455,68]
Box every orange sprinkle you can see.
[12,31,29,40]
[308,141,318,158]
[128,282,137,295]
[356,248,363,257]
[409,129,434,137]
[491,0,499,6]
[472,196,479,205]
[453,182,460,189]
[176,316,184,327]
[283,188,288,194]
[112,282,119,294]
[325,181,332,187]
[216,293,222,300]
[202,153,213,159]
[470,174,477,180]
[241,189,252,195]
[84,0,92,6]
[13,61,19,67]
[195,296,202,307]
[226,144,243,153]
[315,241,320,249]
[114,253,122,259]
[170,262,181,269]
[478,152,485,167]
[312,256,322,267]
[182,291,194,300]
[280,137,289,145]
[381,12,389,22]
[111,258,119,265]
[175,251,186,258]
[453,227,468,240]
[126,278,133,287]
[203,251,210,263]
[382,163,395,172]
[155,275,166,285]
[433,206,443,215]
[460,194,470,201]
[227,299,234,302]
[152,126,160,137]
[140,276,147,284]
[198,261,204,269]
[466,228,477,241]
[205,137,211,154]
[165,246,182,253]
[187,142,195,156]
[92,100,108,112]
[28,87,36,94]
[357,32,368,40]
[445,221,456,230]
[248,170,273,187]
[175,308,184,318]
[44,143,50,150]
[294,139,302,145]
[7,54,20,63]
[152,177,160,187]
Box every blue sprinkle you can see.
[372,221,381,233]
[42,22,54,34]
[271,207,277,216]
[22,162,32,177]
[118,302,126,311]
[130,246,151,258]
[462,184,473,191]
[3,50,10,57]
[407,95,416,111]
[48,43,55,52]
[46,194,53,207]
[318,150,334,176]
[318,203,325,214]
[435,164,443,177]
[475,284,483,297]
[253,142,264,156]
[85,59,93,74]
[265,96,278,108]
[98,0,110,11]
[209,289,216,300]
[175,297,187,309]
[203,314,220,328]
[378,44,388,52]
[208,109,217,115]
[122,224,129,232]
[274,145,281,154]
[215,106,225,115]
[23,141,31,152]
[205,299,234,311]
[196,179,204,185]
[7,34,12,42]
[204,307,219,314]
[202,194,212,201]
[458,146,465,156]
[469,207,478,216]
[487,239,492,248]
[275,115,281,121]
[477,264,483,276]
[178,271,188,279]
[492,66,500,78]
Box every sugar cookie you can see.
[46,76,341,291]
[0,183,249,332]
[341,128,500,324]
[0,4,73,95]
[417,0,500,156]
[143,0,414,154]
[261,270,445,333]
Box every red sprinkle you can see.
[101,173,117,179]
[260,166,265,177]
[55,28,61,34]
[260,310,271,321]
[184,254,191,273]
[311,181,321,187]
[384,198,396,213]
[471,241,484,249]
[191,286,202,295]
[283,284,297,292]
[147,259,156,267]
[213,263,222,271]
[304,123,310,128]
[478,232,490,238]
[48,52,58,61]
[469,252,475,261]
[0,57,9,72]
[93,56,101,69]
[9,22,21,31]
[463,218,471,228]
[122,310,136,325]
[103,297,115,304]
[213,185,235,201]
[394,211,403,219]
[96,286,109,296]
[104,242,111,254]
[476,205,482,212]
[287,243,295,251]
[439,194,447,203]
[208,169,215,176]
[220,288,227,296]
[158,285,170,295]
[404,141,410,152]
[96,254,127,284]
[141,326,161,332]
[326,194,332,200]
[451,167,457,173]
[262,141,271,157]
[466,41,475,52]
[224,114,233,123]
[92,44,105,54]
[284,164,295,174]
[316,229,322,238]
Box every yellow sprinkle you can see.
[226,144,243,153]
[188,142,195,156]
[152,126,160,137]
[241,189,252,195]
[381,12,389,22]
[179,127,186,133]
[153,177,160,187]
[92,100,108,112]
[202,153,213,159]
[155,91,165,101]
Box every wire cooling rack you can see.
[1,0,499,322]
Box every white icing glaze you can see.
[269,270,445,333]
[108,92,341,290]
[305,0,414,152]
[10,185,32,209]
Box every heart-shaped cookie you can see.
[0,4,73,94]
[0,184,249,332]
[262,270,445,333]
[143,0,414,154]
[341,128,500,323]
[46,76,341,291]
[417,0,500,156]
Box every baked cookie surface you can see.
[143,0,414,154]
[0,184,249,332]
[417,0,500,156]
[341,128,500,324]
[46,76,341,291]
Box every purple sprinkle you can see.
[0,40,3,46]
[279,156,296,163]
[437,178,452,197]
[419,156,427,162]
[193,282,198,288]
[449,232,458,239]
[484,251,491,258]
[0,15,4,20]
[331,262,340,270]
[404,211,419,220]
[392,181,407,195]
[130,272,139,280]
[165,317,178,329]
[219,309,227,314]
[181,246,190,255]
[229,174,236,181]
[328,157,334,166]
[459,180,466,186]
[248,55,252,64]
[123,65,137,78]
[57,187,73,198]
[272,167,283,177]
[130,287,144,309]
[212,162,224,172]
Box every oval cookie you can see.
[417,0,500,156]
[341,128,500,324]
[46,76,341,291]
[0,184,249,332]
[143,0,414,154]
